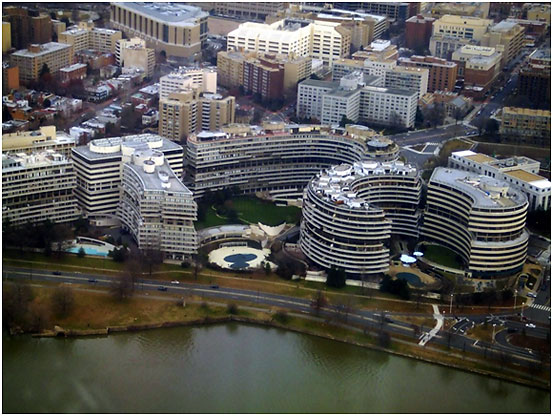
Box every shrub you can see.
[273,310,289,324]
[227,303,238,315]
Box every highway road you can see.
[4,266,549,368]
[388,123,477,147]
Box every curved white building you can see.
[185,123,399,201]
[300,161,421,276]
[422,167,529,278]
[118,148,197,261]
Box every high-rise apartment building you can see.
[10,42,73,84]
[2,150,81,226]
[398,55,457,92]
[3,21,11,52]
[2,126,76,158]
[71,134,183,217]
[452,45,502,95]
[118,149,197,260]
[432,14,493,41]
[518,48,550,108]
[405,14,435,51]
[159,90,235,142]
[109,2,208,59]
[384,66,429,99]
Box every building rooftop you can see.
[491,20,520,32]
[465,153,495,163]
[431,167,527,208]
[12,42,72,58]
[503,106,551,117]
[506,169,548,183]
[311,161,418,209]
[73,133,182,160]
[2,150,69,172]
[61,28,88,36]
[363,85,418,97]
[300,79,340,89]
[60,63,87,72]
[126,153,190,194]
[115,2,208,26]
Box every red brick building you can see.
[243,56,284,101]
[59,63,87,85]
[405,15,435,52]
[398,55,457,92]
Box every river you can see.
[3,324,550,413]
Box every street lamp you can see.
[492,323,497,344]
[449,293,454,314]
[514,289,517,310]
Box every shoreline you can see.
[28,315,550,392]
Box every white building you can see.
[297,75,417,128]
[2,151,81,226]
[71,134,184,219]
[118,148,197,261]
[227,18,351,66]
[449,150,551,211]
[384,66,429,100]
[159,67,217,99]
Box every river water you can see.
[3,324,550,413]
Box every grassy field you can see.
[195,197,301,229]
[422,244,463,269]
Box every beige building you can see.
[215,2,286,21]
[10,42,73,84]
[481,21,525,66]
[430,2,490,18]
[432,14,493,41]
[217,50,311,91]
[227,19,350,66]
[527,4,551,24]
[120,41,155,77]
[3,21,11,53]
[500,107,551,144]
[2,126,76,158]
[109,2,208,60]
[59,26,122,54]
[159,90,235,142]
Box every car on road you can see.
[507,328,518,333]
[525,323,536,328]
[171,280,180,284]
[88,278,97,283]
[527,292,537,298]
[210,285,219,289]
[53,271,62,275]
[157,286,167,291]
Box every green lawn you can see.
[233,197,301,226]
[422,244,464,270]
[195,197,301,230]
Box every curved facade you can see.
[300,161,421,276]
[421,167,529,278]
[185,123,399,201]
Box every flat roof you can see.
[126,158,190,194]
[115,2,207,26]
[431,167,527,208]
[299,79,339,89]
[12,42,72,58]
[506,169,547,183]
[465,153,495,163]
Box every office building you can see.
[422,167,529,278]
[226,19,351,66]
[185,123,399,201]
[335,2,411,21]
[526,3,551,24]
[300,161,421,276]
[160,67,217,99]
[118,148,197,260]
[3,7,53,49]
[2,126,76,158]
[429,33,480,59]
[159,90,235,142]
[109,2,209,59]
[117,39,155,78]
[405,15,435,51]
[2,150,81,226]
[351,39,399,61]
[430,2,490,18]
[2,63,20,92]
[432,14,493,41]
[481,21,525,66]
[518,48,551,108]
[384,66,429,99]
[298,74,418,128]
[10,42,73,84]
[452,45,502,96]
[214,2,286,21]
[398,55,457,92]
[59,27,122,54]
[449,150,551,211]
[71,134,183,217]
[242,56,284,100]
[499,107,551,147]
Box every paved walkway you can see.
[419,305,443,346]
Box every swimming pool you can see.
[66,246,110,257]
[396,272,424,287]
[224,253,258,269]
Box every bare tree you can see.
[311,290,327,316]
[50,286,75,318]
[111,272,135,300]
[142,247,163,279]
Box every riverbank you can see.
[8,282,549,392]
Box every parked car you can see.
[527,292,537,298]
[53,271,62,275]
[171,280,180,284]
[210,285,219,289]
